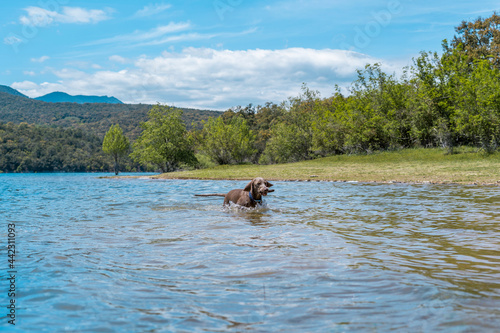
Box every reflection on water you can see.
[1,173,500,332]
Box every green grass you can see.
[152,147,500,185]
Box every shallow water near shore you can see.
[1,173,500,332]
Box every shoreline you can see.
[113,174,500,186]
[111,147,500,186]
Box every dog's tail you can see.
[194,193,226,197]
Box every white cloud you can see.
[58,7,111,24]
[135,28,257,47]
[109,55,129,64]
[31,56,50,63]
[13,48,400,110]
[19,6,111,27]
[135,3,172,17]
[83,22,191,46]
[20,7,54,26]
[12,80,40,91]
[3,35,23,45]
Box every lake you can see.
[1,173,500,332]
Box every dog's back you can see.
[224,189,250,206]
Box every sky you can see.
[1,0,499,110]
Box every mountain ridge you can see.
[0,84,123,104]
[0,85,29,99]
[35,91,124,104]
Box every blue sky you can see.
[1,0,499,110]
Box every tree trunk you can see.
[114,154,119,175]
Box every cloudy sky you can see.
[1,0,499,110]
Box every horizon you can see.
[2,0,499,110]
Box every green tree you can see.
[253,102,286,158]
[130,104,197,172]
[409,50,462,153]
[198,115,256,164]
[259,84,317,162]
[310,91,347,155]
[259,122,312,164]
[102,124,130,175]
[452,59,500,152]
[449,12,500,67]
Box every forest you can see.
[0,122,111,172]
[1,13,500,173]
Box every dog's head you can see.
[244,177,274,196]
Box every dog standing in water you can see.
[195,177,274,208]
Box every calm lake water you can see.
[1,173,500,332]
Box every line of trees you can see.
[118,13,500,173]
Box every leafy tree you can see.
[449,12,500,67]
[102,124,130,175]
[310,91,348,155]
[451,59,500,152]
[405,52,441,147]
[253,102,286,158]
[409,50,463,153]
[130,104,198,172]
[259,122,312,164]
[218,102,285,161]
[341,64,403,153]
[198,115,256,164]
[223,104,257,129]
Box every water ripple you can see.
[1,174,500,332]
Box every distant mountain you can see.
[35,91,123,104]
[0,85,29,98]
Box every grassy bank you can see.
[152,147,500,185]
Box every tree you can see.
[198,115,256,164]
[253,102,286,158]
[130,104,197,172]
[259,122,312,164]
[451,59,500,152]
[342,64,403,153]
[311,98,346,155]
[409,50,464,153]
[449,12,500,67]
[102,124,130,175]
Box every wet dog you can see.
[195,177,274,207]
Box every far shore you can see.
[113,147,500,186]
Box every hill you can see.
[35,91,123,104]
[0,92,222,139]
[0,85,29,98]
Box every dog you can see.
[195,177,274,208]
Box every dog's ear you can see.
[243,180,253,191]
[266,181,273,187]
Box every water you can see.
[1,173,500,332]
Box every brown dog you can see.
[224,177,274,207]
[195,177,274,207]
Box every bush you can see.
[198,115,256,164]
